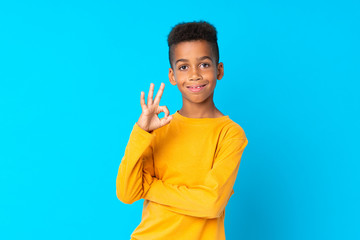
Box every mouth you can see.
[186,84,207,93]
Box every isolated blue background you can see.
[1,0,359,239]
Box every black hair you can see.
[167,21,219,68]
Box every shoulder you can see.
[215,119,248,154]
[220,118,247,140]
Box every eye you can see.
[178,65,188,71]
[200,63,210,68]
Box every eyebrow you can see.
[175,56,213,65]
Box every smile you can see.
[186,84,207,93]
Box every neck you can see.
[178,95,224,118]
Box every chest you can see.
[152,127,221,185]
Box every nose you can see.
[189,68,202,81]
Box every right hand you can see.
[136,82,173,132]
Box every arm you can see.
[115,123,155,204]
[116,82,172,204]
[144,135,248,219]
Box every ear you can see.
[216,62,224,80]
[169,68,177,85]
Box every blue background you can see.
[1,0,359,239]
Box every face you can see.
[168,40,224,105]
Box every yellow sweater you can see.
[116,111,248,240]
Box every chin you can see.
[186,97,211,104]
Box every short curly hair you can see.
[167,21,219,68]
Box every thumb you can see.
[160,115,173,126]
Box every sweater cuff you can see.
[134,123,153,134]
[128,123,155,145]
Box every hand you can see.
[136,83,173,132]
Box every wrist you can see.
[136,122,151,133]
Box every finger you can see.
[140,91,146,110]
[147,83,154,106]
[157,105,170,118]
[160,114,173,126]
[153,82,165,105]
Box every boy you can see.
[116,21,248,240]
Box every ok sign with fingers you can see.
[136,83,173,133]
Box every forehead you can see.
[172,40,214,62]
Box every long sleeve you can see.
[143,134,248,219]
[116,123,156,204]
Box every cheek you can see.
[202,67,216,75]
[203,71,216,80]
[174,72,187,82]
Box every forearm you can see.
[145,178,227,218]
[144,137,247,218]
[144,164,239,219]
[116,123,155,204]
